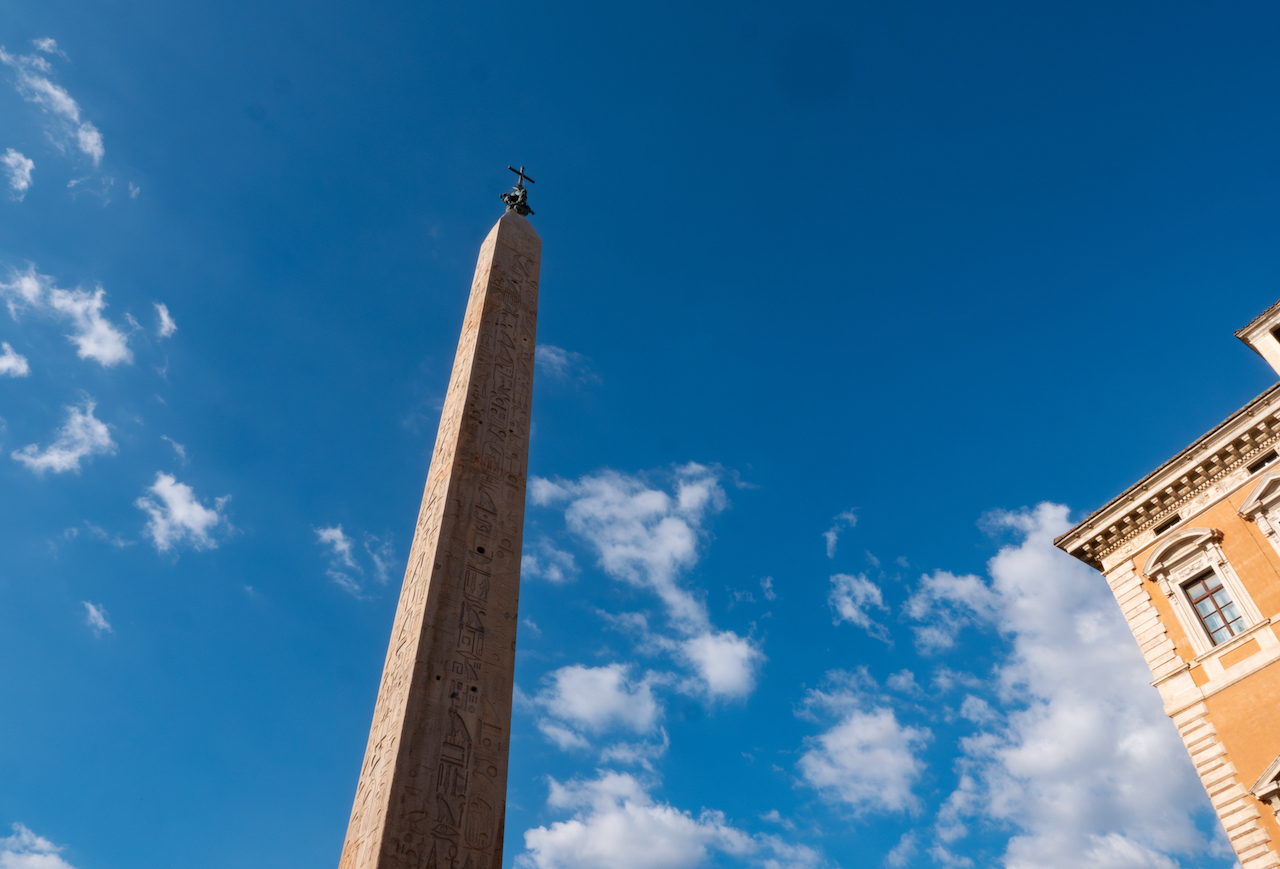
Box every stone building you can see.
[1056,302,1280,868]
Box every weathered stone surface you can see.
[339,211,540,869]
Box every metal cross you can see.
[508,165,535,189]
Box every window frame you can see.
[1142,527,1264,658]
[1181,569,1247,646]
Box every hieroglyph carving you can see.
[339,212,540,869]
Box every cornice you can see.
[1055,382,1280,570]
[1236,299,1280,340]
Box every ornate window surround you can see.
[1142,527,1264,657]
[1239,469,1280,560]
[1252,754,1280,822]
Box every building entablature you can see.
[1056,383,1280,571]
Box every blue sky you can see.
[2,2,1279,868]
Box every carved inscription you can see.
[338,212,540,869]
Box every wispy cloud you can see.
[902,569,1000,653]
[2,149,34,200]
[0,341,29,376]
[532,463,764,699]
[82,601,112,636]
[33,38,69,60]
[535,344,600,384]
[521,536,579,583]
[760,575,777,600]
[0,823,79,869]
[0,42,104,165]
[135,473,230,553]
[822,510,856,558]
[315,524,395,595]
[154,302,176,338]
[0,265,132,366]
[11,398,115,474]
[161,435,187,463]
[827,573,890,642]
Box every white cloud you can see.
[535,344,599,383]
[0,45,103,165]
[532,464,764,699]
[822,510,856,558]
[32,38,67,59]
[520,771,753,869]
[135,472,230,553]
[760,576,776,600]
[128,182,139,199]
[160,435,187,463]
[522,537,579,583]
[154,302,176,338]
[885,832,918,868]
[0,823,78,869]
[796,677,931,814]
[314,524,396,594]
[534,663,660,739]
[316,524,361,594]
[679,630,762,699]
[11,399,115,474]
[47,285,132,365]
[519,772,823,869]
[82,601,112,636]
[922,503,1222,868]
[902,569,1000,653]
[316,525,357,568]
[0,266,132,366]
[2,149,33,200]
[827,573,890,642]
[364,533,395,583]
[530,464,723,628]
[0,342,29,376]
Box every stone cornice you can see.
[1055,382,1280,570]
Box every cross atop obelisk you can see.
[339,171,541,869]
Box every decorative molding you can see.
[1253,754,1280,823]
[1141,528,1263,657]
[1055,383,1280,570]
[1240,470,1280,561]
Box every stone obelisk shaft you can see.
[340,211,540,869]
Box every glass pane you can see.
[1204,575,1224,592]
[1211,590,1233,608]
[1220,601,1242,621]
[1212,625,1232,643]
[1186,581,1206,598]
[1203,612,1225,631]
[1196,599,1216,616]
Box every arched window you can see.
[1142,528,1264,657]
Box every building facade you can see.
[1056,302,1280,868]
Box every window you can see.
[1184,571,1246,645]
[1142,527,1264,657]
[1248,449,1279,475]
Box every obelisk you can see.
[339,170,540,869]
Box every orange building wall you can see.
[1130,484,1280,663]
[1204,656,1280,843]
[1128,478,1280,850]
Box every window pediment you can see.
[1252,754,1280,818]
[1240,469,1280,519]
[1143,527,1222,578]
